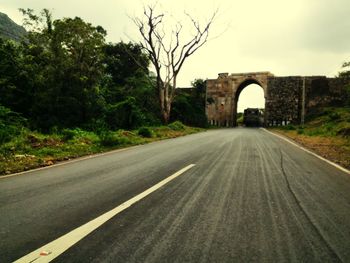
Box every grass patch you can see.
[0,121,204,175]
[168,121,186,131]
[270,107,350,169]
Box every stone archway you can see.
[232,78,267,126]
[206,72,272,127]
[205,72,348,127]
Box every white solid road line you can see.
[262,128,350,175]
[14,164,196,263]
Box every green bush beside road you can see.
[0,121,203,175]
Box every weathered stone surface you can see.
[206,72,273,126]
[265,76,301,125]
[205,72,349,127]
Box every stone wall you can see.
[206,77,235,126]
[205,72,350,127]
[265,76,349,126]
[306,77,349,115]
[265,77,301,126]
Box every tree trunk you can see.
[133,6,216,126]
[162,109,170,124]
[159,93,171,124]
[158,83,172,124]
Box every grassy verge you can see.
[270,107,350,170]
[0,121,204,176]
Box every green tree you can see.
[338,62,350,79]
[105,97,144,130]
[18,9,107,129]
[337,62,350,107]
[0,104,27,144]
[103,42,161,128]
[104,42,149,86]
[171,78,207,127]
[0,38,40,117]
[1,9,163,132]
[0,38,24,111]
[49,17,107,126]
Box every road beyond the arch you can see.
[1,128,350,262]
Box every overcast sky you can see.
[1,0,350,111]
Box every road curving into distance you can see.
[1,128,350,262]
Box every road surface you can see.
[1,128,350,262]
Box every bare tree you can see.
[133,5,217,123]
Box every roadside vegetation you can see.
[0,9,208,175]
[0,117,202,175]
[272,64,350,169]
[271,107,350,169]
[236,112,244,126]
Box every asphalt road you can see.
[1,128,350,262]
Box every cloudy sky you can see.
[1,0,350,111]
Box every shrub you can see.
[328,112,341,121]
[60,128,99,144]
[105,97,145,130]
[0,105,27,144]
[337,127,350,137]
[297,128,304,134]
[138,127,153,138]
[168,121,185,131]
[61,129,76,141]
[0,125,18,145]
[99,131,119,146]
[306,129,323,136]
[99,131,130,146]
[85,118,108,134]
[281,124,296,130]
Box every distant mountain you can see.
[0,12,26,42]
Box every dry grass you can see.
[272,129,350,170]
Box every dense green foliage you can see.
[338,62,350,79]
[0,10,208,175]
[0,105,27,144]
[0,10,209,136]
[138,127,153,138]
[237,112,244,125]
[102,42,161,129]
[338,62,350,106]
[0,10,162,132]
[171,79,208,127]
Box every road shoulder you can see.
[262,128,350,174]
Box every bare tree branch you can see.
[132,5,217,123]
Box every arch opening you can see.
[234,79,265,127]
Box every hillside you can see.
[0,12,26,42]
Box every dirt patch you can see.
[271,129,350,170]
[27,134,63,148]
